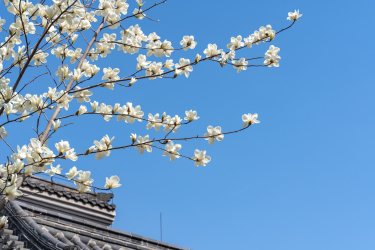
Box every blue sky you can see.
[2,0,375,249]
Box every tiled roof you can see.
[1,202,190,250]
[0,176,191,250]
[22,176,116,211]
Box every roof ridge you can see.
[21,176,116,211]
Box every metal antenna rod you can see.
[160,212,163,242]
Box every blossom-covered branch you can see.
[0,0,303,217]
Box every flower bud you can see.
[130,133,137,144]
[77,105,87,116]
[161,139,170,144]
[71,34,78,43]
[195,54,201,63]
[161,112,166,122]
[91,101,98,112]
[90,65,100,76]
[136,0,146,8]
[112,103,120,114]
[129,78,137,86]
[52,119,61,132]
[85,146,96,155]
[0,216,8,230]
[20,111,29,122]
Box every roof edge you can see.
[4,201,68,249]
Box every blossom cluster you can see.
[0,0,301,205]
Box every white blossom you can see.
[204,126,224,145]
[65,149,78,161]
[55,90,73,110]
[93,135,114,160]
[184,110,199,122]
[244,35,254,48]
[259,25,275,41]
[242,113,260,128]
[134,135,152,154]
[71,68,85,82]
[46,32,61,45]
[95,42,112,58]
[4,184,23,201]
[16,145,27,160]
[9,159,24,174]
[233,58,248,73]
[107,13,121,30]
[24,166,34,176]
[287,10,303,21]
[97,103,113,121]
[75,171,94,185]
[264,53,280,67]
[66,166,81,180]
[136,54,150,70]
[44,87,57,100]
[219,52,229,64]
[77,183,91,193]
[46,164,63,176]
[266,45,280,55]
[146,113,162,131]
[163,59,174,70]
[203,44,222,59]
[175,58,193,78]
[101,33,117,49]
[55,140,71,154]
[251,30,262,45]
[51,45,69,59]
[87,48,99,61]
[227,35,244,51]
[163,115,182,133]
[32,50,48,65]
[97,0,115,16]
[192,149,211,167]
[162,141,181,162]
[102,67,120,81]
[55,65,72,82]
[0,18,6,32]
[180,36,197,51]
[133,8,146,20]
[119,103,144,123]
[72,86,93,103]
[77,105,87,115]
[4,103,17,116]
[146,40,173,57]
[148,32,160,42]
[104,175,122,189]
[115,0,129,14]
[145,62,164,80]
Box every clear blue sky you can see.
[2,0,375,249]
